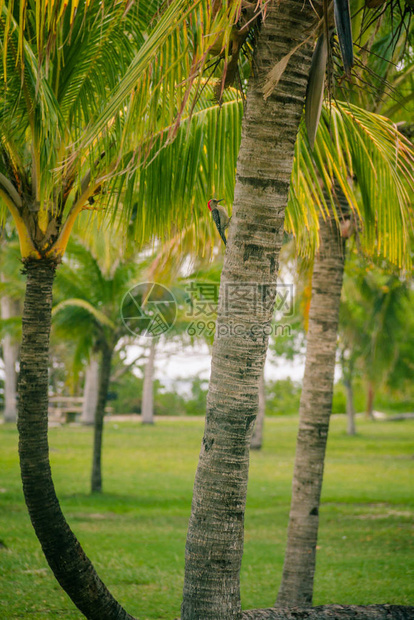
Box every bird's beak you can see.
[217,198,223,202]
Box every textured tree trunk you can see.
[181,3,314,618]
[141,339,156,424]
[18,259,135,620]
[345,379,356,435]
[276,214,346,607]
[91,343,113,494]
[1,294,18,423]
[242,605,414,619]
[81,356,99,425]
[365,381,375,419]
[251,371,265,450]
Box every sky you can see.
[124,340,307,395]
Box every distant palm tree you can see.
[341,261,411,419]
[141,339,158,425]
[53,232,146,493]
[0,238,23,423]
[0,290,20,422]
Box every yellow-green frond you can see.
[287,101,414,269]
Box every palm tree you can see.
[276,9,414,604]
[81,356,99,425]
[338,259,371,434]
[276,200,346,606]
[53,232,146,493]
[0,1,249,616]
[0,237,24,423]
[0,291,19,422]
[341,259,411,420]
[181,53,414,620]
[181,2,319,617]
[141,339,157,425]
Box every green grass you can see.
[0,416,413,619]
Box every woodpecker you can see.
[208,198,230,246]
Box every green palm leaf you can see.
[0,0,254,258]
[288,101,414,268]
[52,298,116,330]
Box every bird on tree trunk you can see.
[208,198,230,246]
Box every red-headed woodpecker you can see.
[208,199,230,246]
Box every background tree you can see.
[339,255,412,420]
[52,231,146,493]
[276,200,347,606]
[276,3,414,603]
[81,356,100,425]
[0,235,23,423]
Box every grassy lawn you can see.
[0,416,413,619]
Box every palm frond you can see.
[52,298,116,330]
[0,0,259,257]
[287,101,414,268]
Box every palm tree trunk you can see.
[365,381,375,419]
[276,215,346,607]
[91,342,113,493]
[251,371,265,450]
[181,3,315,618]
[81,356,99,425]
[345,378,356,435]
[141,339,156,424]
[1,294,18,423]
[18,258,135,620]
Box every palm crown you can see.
[0,0,251,259]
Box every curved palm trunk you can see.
[91,342,114,493]
[81,356,99,425]
[18,259,135,620]
[181,3,314,618]
[141,339,156,425]
[251,370,265,450]
[276,215,346,607]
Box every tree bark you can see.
[345,378,356,435]
[250,370,265,450]
[81,356,99,425]
[242,605,414,619]
[276,214,346,607]
[141,339,156,424]
[91,342,113,494]
[18,258,135,620]
[181,3,315,618]
[1,289,18,423]
[365,381,375,420]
